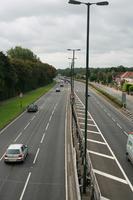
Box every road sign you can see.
[19,92,23,98]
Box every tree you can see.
[7,46,40,62]
[0,51,17,100]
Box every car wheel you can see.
[126,153,130,162]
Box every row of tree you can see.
[0,47,56,101]
[58,65,133,84]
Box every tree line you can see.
[58,65,133,84]
[0,46,56,101]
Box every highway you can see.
[0,85,68,200]
[75,81,133,199]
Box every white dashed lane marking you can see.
[14,132,22,142]
[33,148,40,164]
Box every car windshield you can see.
[6,149,20,154]
[29,104,34,108]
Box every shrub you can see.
[122,83,132,94]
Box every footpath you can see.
[91,83,133,113]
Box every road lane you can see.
[20,89,67,200]
[75,81,133,198]
[0,85,68,200]
[75,92,133,199]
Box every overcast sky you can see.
[0,0,133,69]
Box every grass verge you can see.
[0,82,56,130]
[77,79,123,108]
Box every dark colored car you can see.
[27,104,38,112]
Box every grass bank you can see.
[77,79,123,108]
[0,82,56,130]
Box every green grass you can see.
[77,79,123,108]
[0,82,56,129]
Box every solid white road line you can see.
[33,148,40,164]
[93,169,127,184]
[77,113,85,116]
[14,132,22,142]
[79,123,96,127]
[77,117,85,120]
[81,129,100,134]
[65,90,69,200]
[88,150,114,160]
[77,111,84,114]
[19,172,31,200]
[87,139,106,145]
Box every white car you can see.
[56,88,60,92]
[4,144,28,163]
[126,133,133,164]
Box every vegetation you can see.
[0,82,55,129]
[58,65,133,85]
[0,47,57,101]
[89,83,123,107]
[122,82,133,94]
[7,46,40,62]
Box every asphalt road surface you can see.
[75,81,133,199]
[0,85,68,200]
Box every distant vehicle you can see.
[56,88,60,92]
[88,92,91,96]
[4,144,28,163]
[126,132,133,164]
[27,103,38,112]
[60,83,64,87]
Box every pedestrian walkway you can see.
[91,83,133,113]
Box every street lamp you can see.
[67,48,80,97]
[68,57,77,94]
[68,0,109,194]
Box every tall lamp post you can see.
[67,48,80,97]
[68,0,109,194]
[68,57,77,94]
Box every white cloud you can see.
[0,0,133,69]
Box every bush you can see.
[122,83,132,92]
[129,85,133,95]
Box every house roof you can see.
[121,71,133,78]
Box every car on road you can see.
[4,144,28,163]
[56,87,60,92]
[60,83,64,87]
[27,103,38,112]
